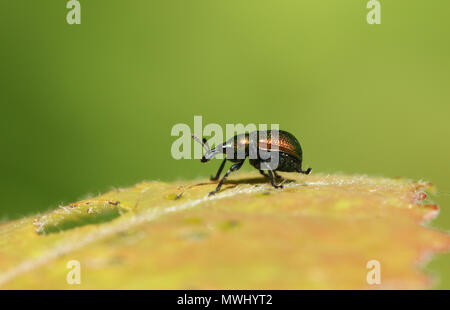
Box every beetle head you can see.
[192,134,223,163]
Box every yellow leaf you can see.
[0,173,449,289]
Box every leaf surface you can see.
[0,173,449,289]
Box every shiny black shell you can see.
[224,130,304,172]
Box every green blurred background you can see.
[1,1,449,287]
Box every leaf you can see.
[0,173,449,289]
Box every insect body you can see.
[192,130,311,196]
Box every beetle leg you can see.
[210,158,227,181]
[298,167,312,175]
[209,161,244,196]
[268,170,283,189]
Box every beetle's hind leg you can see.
[268,170,284,189]
[209,161,244,196]
[298,167,312,175]
[210,158,227,181]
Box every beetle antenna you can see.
[202,138,211,152]
[192,134,224,162]
[191,134,210,152]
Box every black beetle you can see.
[192,130,311,196]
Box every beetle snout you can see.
[201,156,207,163]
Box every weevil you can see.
[192,130,311,196]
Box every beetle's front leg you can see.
[210,158,227,181]
[209,161,244,196]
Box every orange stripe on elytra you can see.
[257,138,300,160]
